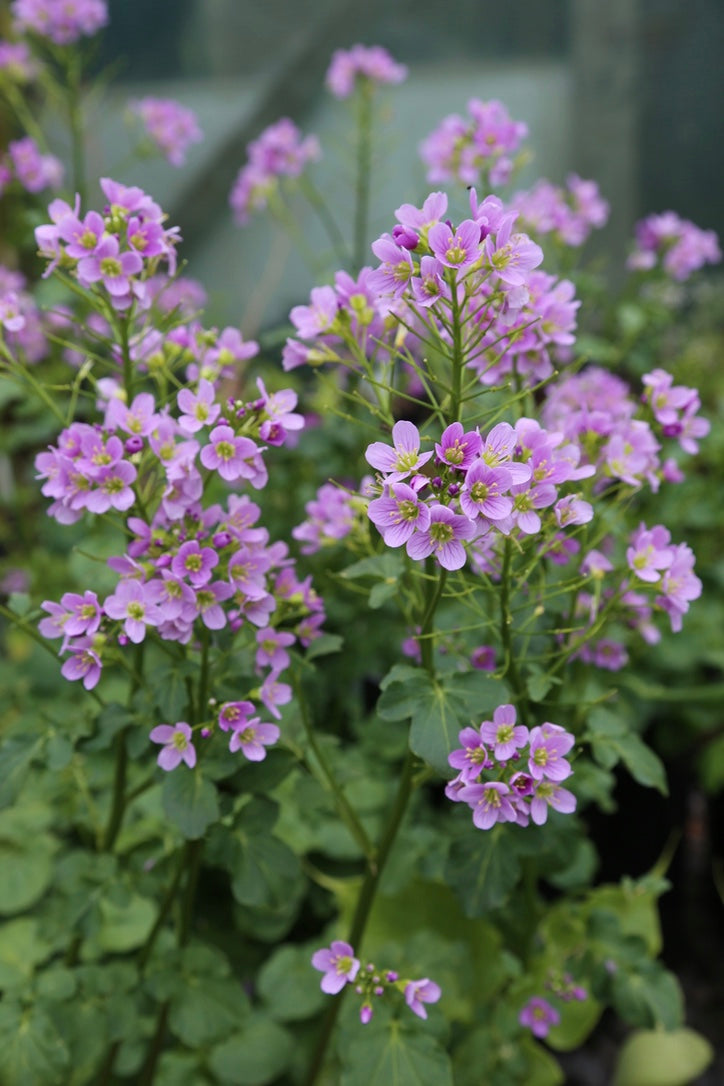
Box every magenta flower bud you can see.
[385,971,398,982]
[118,633,128,646]
[125,435,144,454]
[213,531,232,548]
[360,1004,373,1024]
[374,986,384,996]
[155,554,172,569]
[448,483,460,497]
[201,727,211,738]
[392,224,419,250]
[431,476,443,488]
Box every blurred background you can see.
[86,0,724,331]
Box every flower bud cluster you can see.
[420,98,527,187]
[35,178,181,311]
[311,941,441,1025]
[446,704,577,829]
[0,38,38,82]
[519,972,588,1038]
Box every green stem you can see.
[292,666,374,861]
[137,853,186,971]
[303,748,416,1086]
[353,81,373,271]
[66,49,87,204]
[298,175,350,268]
[500,538,528,724]
[101,642,144,851]
[448,273,464,422]
[118,315,133,401]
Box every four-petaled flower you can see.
[311,941,360,994]
[149,721,197,770]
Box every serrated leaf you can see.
[409,680,468,774]
[342,1023,453,1086]
[162,769,219,839]
[96,894,156,953]
[208,1015,293,1085]
[612,961,683,1030]
[445,826,521,916]
[0,918,52,988]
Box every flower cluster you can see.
[35,178,180,311]
[129,97,203,167]
[0,265,48,359]
[0,38,38,81]
[446,705,577,829]
[420,98,527,187]
[292,482,364,554]
[509,174,609,247]
[284,190,579,389]
[627,211,721,280]
[541,365,709,490]
[519,973,587,1038]
[626,522,701,633]
[366,418,593,573]
[1,136,63,195]
[11,0,108,44]
[229,118,320,226]
[312,941,441,1025]
[325,44,407,99]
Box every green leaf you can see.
[162,768,219,839]
[613,1027,714,1086]
[306,633,344,660]
[96,894,156,953]
[408,679,468,774]
[377,669,430,722]
[342,1022,453,1086]
[256,944,327,1022]
[230,831,301,909]
[207,1014,293,1085]
[0,1002,70,1086]
[156,1051,213,1086]
[169,975,250,1047]
[82,702,132,752]
[153,660,196,720]
[0,736,43,807]
[0,804,56,915]
[0,918,52,989]
[341,552,404,582]
[445,825,521,916]
[612,961,684,1030]
[616,734,668,795]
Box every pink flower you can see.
[519,996,560,1038]
[404,978,442,1019]
[149,722,196,770]
[311,941,360,994]
[228,719,280,760]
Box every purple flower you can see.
[435,422,482,470]
[60,637,102,689]
[428,219,481,270]
[367,482,431,547]
[448,725,490,781]
[530,781,577,825]
[149,722,196,771]
[228,719,280,760]
[171,540,219,586]
[365,420,433,482]
[255,627,295,671]
[626,523,673,583]
[200,426,267,486]
[103,579,164,643]
[479,704,529,761]
[460,460,513,522]
[404,978,442,1019]
[12,0,108,43]
[77,234,143,298]
[519,996,560,1038]
[325,44,407,99]
[131,97,203,167]
[458,781,517,829]
[528,723,575,782]
[59,590,102,637]
[406,504,476,571]
[218,701,255,732]
[311,941,360,994]
[177,379,220,433]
